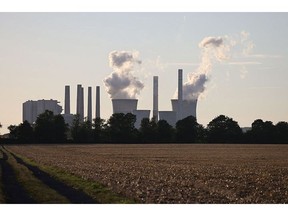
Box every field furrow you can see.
[6,144,288,203]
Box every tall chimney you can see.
[80,86,84,121]
[96,86,100,118]
[64,85,70,114]
[76,84,82,117]
[87,86,92,122]
[178,69,183,121]
[153,76,158,121]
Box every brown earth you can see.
[6,144,288,203]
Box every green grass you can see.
[7,149,136,204]
[1,147,70,203]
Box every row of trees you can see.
[4,110,288,144]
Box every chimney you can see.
[153,76,158,121]
[87,86,92,122]
[96,86,100,118]
[76,84,82,117]
[80,86,84,121]
[178,69,183,121]
[64,85,70,114]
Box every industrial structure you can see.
[23,99,62,123]
[153,76,158,121]
[157,69,197,126]
[23,84,101,126]
[62,85,74,126]
[22,69,197,129]
[110,69,198,127]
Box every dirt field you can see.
[6,144,288,203]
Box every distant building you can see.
[23,99,62,123]
[159,111,177,127]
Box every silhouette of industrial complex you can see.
[23,69,197,128]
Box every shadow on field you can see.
[3,147,97,204]
[0,148,36,204]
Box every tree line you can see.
[3,110,288,144]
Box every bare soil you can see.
[7,144,288,203]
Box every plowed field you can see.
[6,144,288,203]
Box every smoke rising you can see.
[177,32,253,101]
[104,51,144,99]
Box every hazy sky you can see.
[1,12,288,133]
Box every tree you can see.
[206,115,243,143]
[246,119,278,144]
[34,110,68,143]
[93,117,106,143]
[8,121,34,143]
[275,121,288,144]
[157,120,175,143]
[106,113,138,143]
[139,118,158,143]
[70,115,94,143]
[8,125,19,139]
[176,116,203,143]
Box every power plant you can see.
[110,69,197,127]
[23,99,62,123]
[22,69,197,128]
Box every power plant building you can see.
[159,111,177,127]
[23,99,62,123]
[112,99,138,114]
[171,99,197,120]
[133,110,150,129]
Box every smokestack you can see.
[76,84,82,117]
[87,86,92,122]
[64,85,70,114]
[80,86,84,121]
[178,69,183,121]
[96,86,100,118]
[153,76,158,121]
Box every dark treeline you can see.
[3,110,288,144]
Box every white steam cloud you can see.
[176,31,253,101]
[104,51,144,99]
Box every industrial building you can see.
[23,84,101,126]
[63,84,101,125]
[110,69,197,127]
[157,69,197,126]
[22,69,197,129]
[23,99,62,123]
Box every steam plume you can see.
[104,51,144,99]
[177,32,252,100]
[178,36,228,100]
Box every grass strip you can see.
[5,147,136,204]
[1,146,70,203]
[0,150,5,203]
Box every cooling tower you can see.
[159,111,177,127]
[96,86,100,118]
[177,69,183,121]
[87,86,92,122]
[153,76,158,121]
[64,85,70,115]
[112,99,138,114]
[171,99,197,120]
[133,110,151,129]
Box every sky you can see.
[1,12,288,133]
